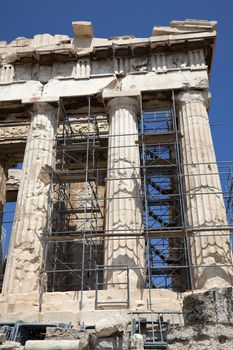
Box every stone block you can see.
[25,340,81,350]
[167,324,233,350]
[95,315,129,338]
[0,334,6,344]
[183,288,233,326]
[46,328,95,350]
[96,335,129,350]
[129,334,143,350]
[167,288,233,349]
[72,22,93,38]
[0,341,23,350]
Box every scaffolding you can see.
[41,97,105,302]
[130,311,184,349]
[140,95,190,295]
[17,90,232,312]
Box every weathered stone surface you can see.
[0,64,14,82]
[129,334,143,350]
[0,161,7,256]
[167,324,233,350]
[95,335,129,350]
[176,90,233,289]
[0,332,6,344]
[46,327,95,350]
[95,315,129,338]
[122,70,209,92]
[0,81,43,102]
[0,341,23,350]
[46,327,82,339]
[104,96,145,290]
[72,22,93,38]
[170,19,217,31]
[25,340,81,350]
[0,288,182,323]
[0,124,29,139]
[7,169,22,192]
[183,288,233,325]
[167,288,233,349]
[2,102,57,295]
[152,19,216,37]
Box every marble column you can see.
[0,160,7,260]
[176,90,233,289]
[104,96,145,290]
[2,102,57,295]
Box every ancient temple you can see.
[0,19,232,349]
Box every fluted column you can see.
[176,90,233,289]
[2,102,57,295]
[0,160,7,260]
[104,96,145,290]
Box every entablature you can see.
[0,19,215,85]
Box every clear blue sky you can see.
[0,0,232,161]
[1,1,233,253]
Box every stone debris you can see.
[167,287,233,350]
[96,335,129,350]
[167,324,233,350]
[46,327,95,350]
[129,334,144,350]
[95,315,129,338]
[183,287,233,325]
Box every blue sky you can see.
[0,0,233,254]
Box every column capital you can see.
[22,96,59,116]
[106,96,140,117]
[103,90,140,116]
[27,101,58,116]
[176,89,210,108]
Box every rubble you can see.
[129,334,144,350]
[95,315,129,338]
[46,327,95,350]
[167,288,233,350]
[95,335,129,350]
